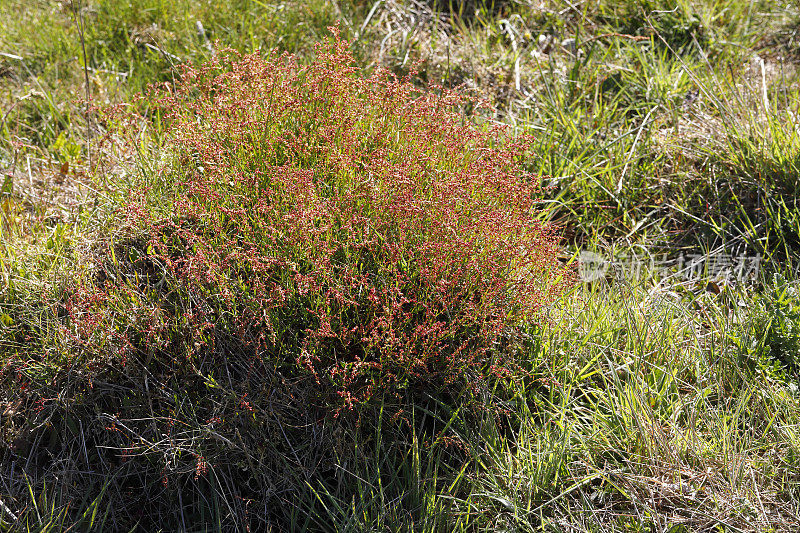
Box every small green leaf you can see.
[0,174,12,196]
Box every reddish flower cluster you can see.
[109,29,572,409]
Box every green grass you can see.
[2,0,800,531]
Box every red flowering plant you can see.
[104,29,572,411]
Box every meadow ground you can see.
[1,1,800,531]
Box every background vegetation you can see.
[2,0,800,531]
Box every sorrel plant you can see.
[105,30,571,410]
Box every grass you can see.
[2,0,800,531]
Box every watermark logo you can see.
[578,250,609,282]
[578,250,761,283]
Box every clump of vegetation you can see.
[93,31,570,411]
[0,29,571,532]
[744,274,800,376]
